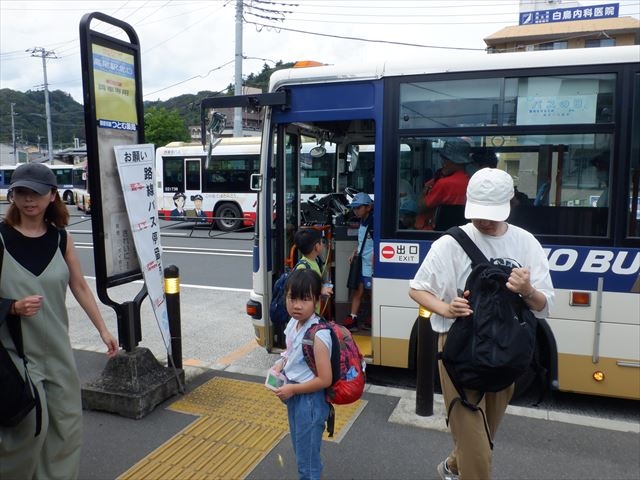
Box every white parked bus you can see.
[155,137,261,231]
[1,163,84,204]
[239,46,639,400]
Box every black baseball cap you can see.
[10,163,57,195]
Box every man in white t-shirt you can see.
[409,168,554,480]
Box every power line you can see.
[144,59,236,97]
[244,20,486,51]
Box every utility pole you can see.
[233,0,243,137]
[28,47,56,163]
[10,103,17,164]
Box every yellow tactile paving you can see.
[118,377,366,480]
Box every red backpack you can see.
[302,318,366,405]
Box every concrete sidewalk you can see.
[75,348,639,480]
[68,280,639,479]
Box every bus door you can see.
[266,130,301,347]
[183,158,202,219]
[271,129,338,323]
[269,124,376,350]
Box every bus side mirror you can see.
[250,173,263,192]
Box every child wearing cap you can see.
[344,192,374,332]
[399,197,418,229]
[409,168,554,480]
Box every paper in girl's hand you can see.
[264,367,286,391]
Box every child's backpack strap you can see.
[302,318,340,385]
[295,258,312,270]
[301,318,340,437]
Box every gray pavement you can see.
[71,280,640,480]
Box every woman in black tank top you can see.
[0,163,118,479]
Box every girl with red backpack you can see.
[270,268,333,480]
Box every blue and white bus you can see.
[239,46,639,400]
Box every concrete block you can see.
[81,347,184,419]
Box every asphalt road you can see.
[67,210,254,288]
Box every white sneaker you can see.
[437,460,459,480]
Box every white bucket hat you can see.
[464,168,514,221]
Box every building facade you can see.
[485,1,639,52]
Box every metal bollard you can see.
[164,265,182,369]
[416,306,437,416]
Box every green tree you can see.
[144,106,190,148]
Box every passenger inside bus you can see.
[343,192,374,332]
[399,197,417,229]
[470,147,498,172]
[414,138,472,230]
[591,151,610,207]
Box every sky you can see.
[1,0,639,104]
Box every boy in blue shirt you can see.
[343,192,373,331]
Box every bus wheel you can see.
[215,203,242,231]
[63,191,74,205]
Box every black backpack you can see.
[440,227,538,447]
[269,259,312,325]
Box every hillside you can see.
[0,61,293,148]
[0,89,85,149]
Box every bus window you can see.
[300,142,335,195]
[348,145,374,194]
[163,157,184,192]
[203,157,255,193]
[629,73,640,238]
[400,78,504,128]
[53,167,72,187]
[334,143,374,196]
[400,73,616,129]
[185,159,201,191]
[403,134,613,236]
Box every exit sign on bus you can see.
[379,243,420,264]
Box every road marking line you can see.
[215,340,259,365]
[83,276,252,292]
[182,358,206,367]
